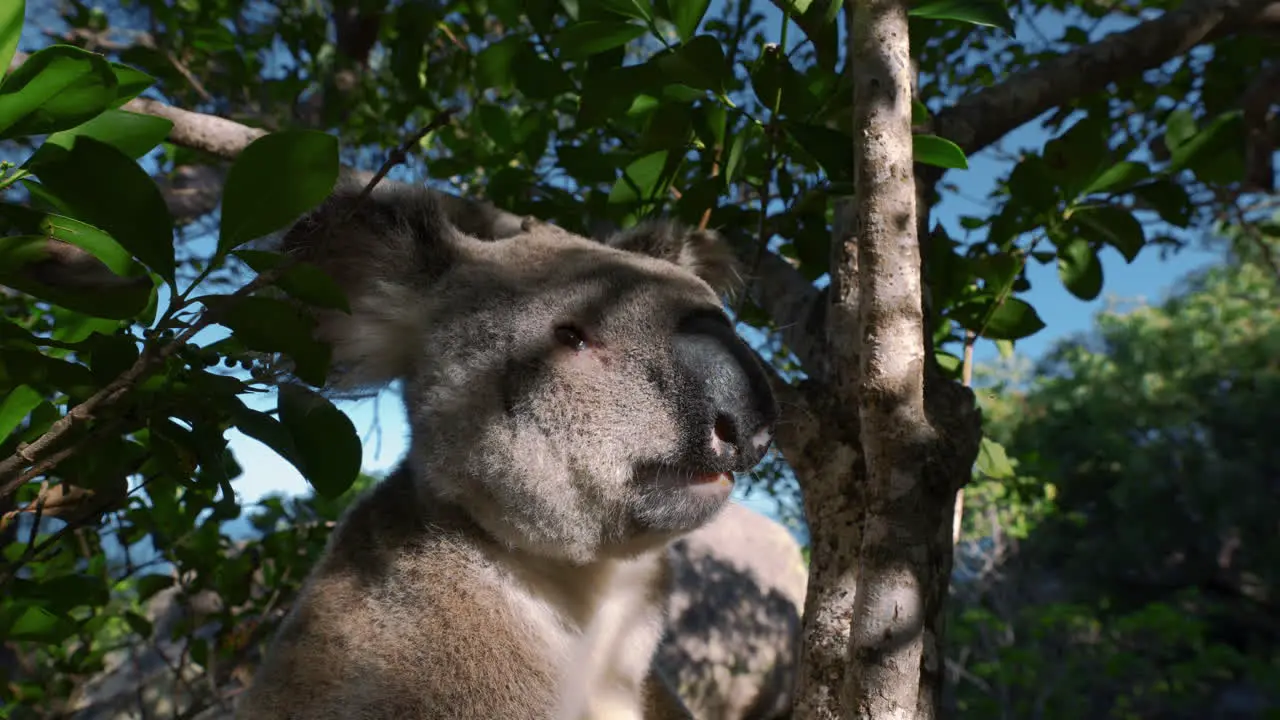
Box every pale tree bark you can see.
[840,0,932,716]
[790,0,984,716]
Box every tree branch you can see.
[934,0,1280,156]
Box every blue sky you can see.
[12,2,1226,512]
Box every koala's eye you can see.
[554,325,589,351]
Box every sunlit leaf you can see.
[0,45,118,139]
[668,0,711,41]
[1081,161,1149,196]
[914,134,969,169]
[219,129,339,255]
[909,0,1015,34]
[976,436,1015,478]
[0,0,23,77]
[608,150,670,207]
[0,383,40,441]
[0,234,152,319]
[36,108,173,161]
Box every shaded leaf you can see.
[0,45,118,139]
[1072,205,1145,262]
[234,249,350,312]
[199,295,331,386]
[914,134,969,169]
[784,122,853,182]
[1164,109,1196,151]
[278,384,362,499]
[552,21,647,59]
[0,234,152,319]
[219,130,339,255]
[475,36,524,91]
[954,296,1046,340]
[30,137,175,283]
[653,35,729,93]
[1056,237,1104,300]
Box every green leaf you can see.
[552,21,647,59]
[595,0,654,23]
[218,130,339,255]
[1132,179,1192,228]
[0,234,153,319]
[0,204,144,278]
[278,384,362,499]
[1164,109,1196,151]
[912,99,931,124]
[1056,237,1104,301]
[234,249,350,312]
[199,295,331,386]
[1072,205,1145,263]
[913,134,969,169]
[0,384,40,441]
[1081,160,1149,196]
[6,606,69,642]
[669,0,710,41]
[0,45,118,139]
[134,574,173,601]
[983,297,1045,340]
[231,404,301,468]
[954,296,1045,341]
[608,150,670,207]
[108,62,155,106]
[749,45,821,118]
[30,137,175,283]
[909,0,1016,35]
[976,436,1014,478]
[653,35,729,93]
[1169,110,1245,184]
[784,122,853,182]
[0,0,23,77]
[475,36,524,91]
[36,108,173,161]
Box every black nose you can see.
[672,310,779,472]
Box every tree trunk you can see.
[783,0,983,717]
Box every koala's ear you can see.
[604,220,741,296]
[279,182,465,388]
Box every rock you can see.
[659,501,809,720]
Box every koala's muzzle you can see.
[672,311,779,473]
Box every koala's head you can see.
[281,183,778,563]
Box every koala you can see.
[235,181,779,720]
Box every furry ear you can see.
[604,220,741,296]
[279,182,464,388]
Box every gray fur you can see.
[237,182,778,719]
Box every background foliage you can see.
[0,0,1276,716]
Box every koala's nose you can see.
[672,311,779,472]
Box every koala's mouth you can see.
[642,465,735,494]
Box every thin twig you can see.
[353,110,456,205]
